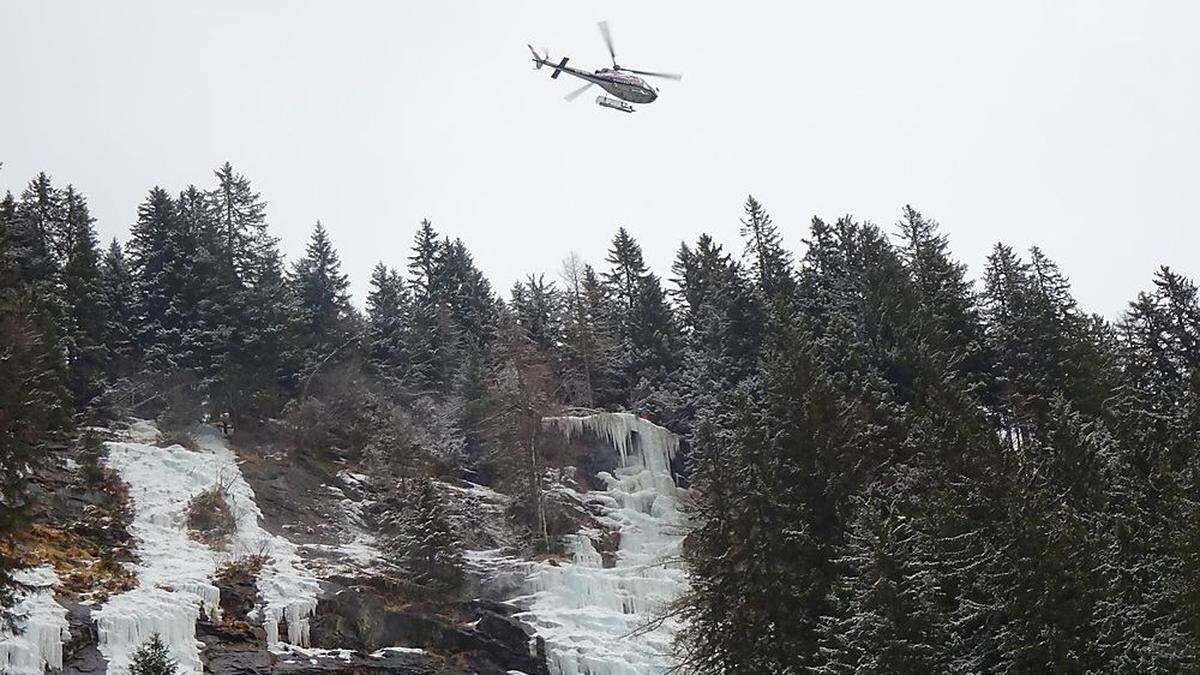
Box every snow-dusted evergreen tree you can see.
[205,164,292,426]
[895,205,990,393]
[100,239,137,380]
[404,221,457,396]
[511,274,561,358]
[815,475,945,674]
[60,186,109,412]
[289,221,356,377]
[127,188,196,381]
[437,238,498,354]
[0,182,70,613]
[669,234,761,437]
[365,262,413,387]
[129,633,177,675]
[397,478,463,590]
[11,173,66,301]
[739,195,795,309]
[600,227,678,413]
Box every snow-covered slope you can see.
[95,420,320,674]
[518,413,689,675]
[0,566,69,675]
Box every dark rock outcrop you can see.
[60,601,106,674]
[308,583,545,675]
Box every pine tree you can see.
[739,195,795,308]
[205,164,292,427]
[403,221,458,396]
[895,206,990,392]
[511,274,561,358]
[982,244,1111,449]
[600,228,678,412]
[815,475,946,674]
[210,161,270,282]
[100,239,137,380]
[289,221,356,376]
[129,633,177,675]
[175,185,226,394]
[365,262,412,387]
[398,479,463,590]
[127,188,194,377]
[60,187,109,412]
[0,224,69,613]
[12,173,66,295]
[669,235,761,436]
[407,219,441,300]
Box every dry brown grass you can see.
[0,523,137,601]
[215,554,268,583]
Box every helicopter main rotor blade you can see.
[564,82,594,102]
[598,20,616,67]
[623,67,683,81]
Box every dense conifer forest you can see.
[3,163,1199,672]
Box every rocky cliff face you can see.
[4,412,688,674]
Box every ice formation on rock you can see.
[520,413,688,675]
[544,414,679,475]
[0,566,69,675]
[96,422,321,674]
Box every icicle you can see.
[543,413,679,475]
[524,413,688,675]
[0,567,69,675]
[97,423,322,673]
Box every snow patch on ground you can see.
[95,421,321,674]
[515,413,689,675]
[0,566,69,675]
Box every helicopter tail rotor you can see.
[527,44,545,69]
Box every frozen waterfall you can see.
[0,566,69,675]
[96,420,320,674]
[521,413,689,675]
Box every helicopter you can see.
[528,21,682,113]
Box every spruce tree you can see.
[60,187,109,412]
[600,227,678,412]
[815,476,945,674]
[0,210,69,612]
[127,187,194,376]
[739,195,795,308]
[511,274,561,358]
[399,479,463,590]
[365,262,412,387]
[100,239,137,380]
[129,633,177,675]
[289,221,356,376]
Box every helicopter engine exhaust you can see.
[596,95,635,113]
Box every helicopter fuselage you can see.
[590,70,657,104]
[537,58,658,104]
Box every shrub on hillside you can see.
[185,482,236,548]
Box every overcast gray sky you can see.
[2,1,1197,316]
